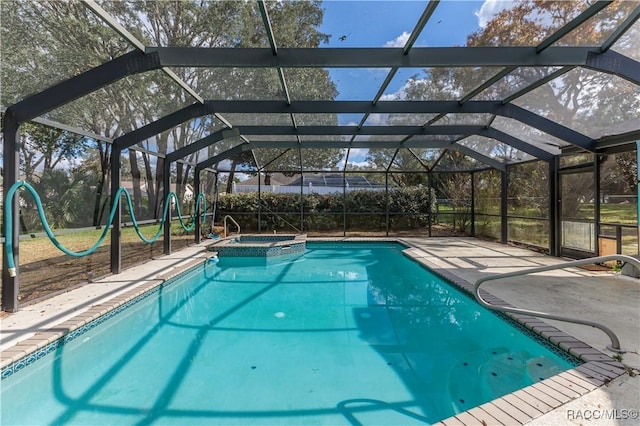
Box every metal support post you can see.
[637,141,640,255]
[2,112,20,312]
[385,173,389,236]
[549,157,560,256]
[342,171,347,236]
[258,172,262,233]
[428,174,433,237]
[594,154,601,256]
[470,171,476,237]
[110,147,122,274]
[501,169,508,244]
[194,168,201,244]
[300,172,304,233]
[163,159,171,255]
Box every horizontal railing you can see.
[474,254,640,353]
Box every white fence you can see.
[233,183,386,195]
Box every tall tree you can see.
[17,122,87,181]
[475,1,637,218]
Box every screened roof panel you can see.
[2,0,639,180]
[405,134,465,145]
[491,117,564,154]
[337,113,366,126]
[317,1,429,48]
[263,148,299,172]
[326,69,389,100]
[433,150,482,172]
[295,113,341,126]
[459,1,594,47]
[253,148,291,170]
[286,68,338,100]
[474,67,564,101]
[299,135,351,142]
[418,0,592,48]
[247,135,299,142]
[204,136,246,159]
[353,134,407,142]
[511,68,640,139]
[345,148,394,171]
[223,113,293,126]
[363,113,439,126]
[612,17,640,61]
[1,1,133,106]
[457,135,535,163]
[44,69,195,139]
[550,1,640,48]
[96,0,267,48]
[415,0,478,47]
[412,148,444,169]
[389,149,428,172]
[383,67,502,101]
[184,68,284,100]
[213,149,257,172]
[134,115,227,156]
[436,113,494,126]
[300,148,346,171]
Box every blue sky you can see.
[318,1,503,107]
[315,1,505,167]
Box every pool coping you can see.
[0,237,629,425]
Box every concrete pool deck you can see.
[1,237,638,425]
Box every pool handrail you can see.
[473,254,640,354]
[223,215,241,238]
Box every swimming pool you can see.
[1,242,578,425]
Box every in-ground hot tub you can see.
[208,234,306,258]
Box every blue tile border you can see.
[212,234,307,258]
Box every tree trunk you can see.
[226,158,239,193]
[128,150,143,218]
[141,152,157,218]
[154,157,165,219]
[176,161,184,204]
[92,141,111,226]
[205,171,216,195]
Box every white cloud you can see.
[384,31,411,48]
[337,148,371,169]
[363,113,389,126]
[475,0,512,29]
[349,148,369,159]
[379,76,426,101]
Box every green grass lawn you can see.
[11,222,195,265]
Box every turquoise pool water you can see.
[1,243,576,425]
